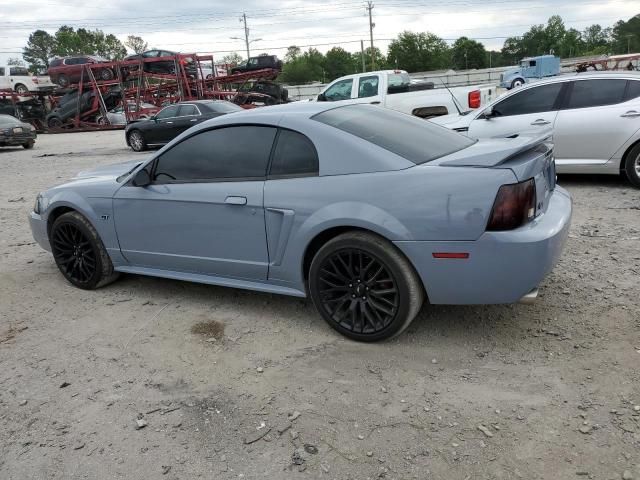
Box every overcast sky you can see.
[0,0,637,65]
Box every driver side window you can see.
[155,105,179,119]
[492,83,563,117]
[324,79,353,101]
[153,126,277,182]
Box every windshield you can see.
[313,105,475,164]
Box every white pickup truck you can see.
[0,65,56,94]
[314,70,496,119]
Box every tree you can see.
[280,48,325,84]
[324,47,356,80]
[451,37,487,70]
[544,15,566,55]
[221,52,243,65]
[583,24,610,52]
[22,30,55,72]
[7,58,25,66]
[387,31,449,73]
[125,35,148,54]
[610,14,640,54]
[284,46,301,62]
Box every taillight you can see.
[32,76,39,84]
[487,179,536,231]
[468,90,481,109]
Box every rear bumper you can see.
[29,211,51,252]
[0,134,35,146]
[394,186,572,305]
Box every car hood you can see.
[75,160,143,180]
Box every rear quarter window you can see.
[313,105,475,165]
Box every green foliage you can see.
[500,14,640,62]
[324,47,357,79]
[125,35,148,55]
[387,31,449,73]
[22,30,55,72]
[279,48,326,84]
[22,26,128,69]
[7,57,26,66]
[451,37,487,70]
[221,52,243,65]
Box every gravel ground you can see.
[1,131,639,480]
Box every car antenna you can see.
[438,78,463,115]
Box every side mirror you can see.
[317,93,327,102]
[483,107,494,119]
[132,169,151,187]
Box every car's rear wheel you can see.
[308,231,424,342]
[50,211,119,290]
[15,83,29,95]
[47,117,63,129]
[100,68,114,81]
[624,143,640,189]
[22,140,34,149]
[57,74,69,87]
[128,130,147,151]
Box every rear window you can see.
[49,59,62,67]
[313,105,475,164]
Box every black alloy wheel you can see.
[50,211,119,289]
[317,248,399,334]
[309,232,424,342]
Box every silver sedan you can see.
[432,72,640,188]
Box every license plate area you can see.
[13,127,22,134]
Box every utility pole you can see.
[240,12,251,59]
[366,1,375,71]
[360,40,366,72]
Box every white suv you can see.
[432,72,640,188]
[0,65,56,94]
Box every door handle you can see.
[190,118,198,122]
[166,121,173,124]
[531,119,551,126]
[621,111,640,118]
[224,196,247,205]
[370,101,381,105]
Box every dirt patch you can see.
[190,319,225,340]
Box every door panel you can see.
[113,181,269,280]
[468,111,558,138]
[467,82,564,139]
[553,80,640,162]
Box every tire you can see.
[308,231,424,342]
[57,74,69,88]
[22,140,34,149]
[128,130,147,152]
[100,68,114,81]
[15,83,29,95]
[511,78,524,89]
[624,142,640,189]
[47,117,63,128]
[96,116,107,125]
[49,211,119,290]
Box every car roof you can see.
[519,71,640,88]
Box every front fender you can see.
[43,191,125,265]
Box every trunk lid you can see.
[434,131,556,216]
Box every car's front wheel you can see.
[100,68,114,81]
[308,231,424,342]
[128,130,147,151]
[15,83,29,95]
[23,140,34,149]
[511,78,524,89]
[47,117,63,129]
[624,142,640,189]
[50,211,119,290]
[57,74,69,87]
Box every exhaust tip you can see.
[518,288,539,305]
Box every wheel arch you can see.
[620,137,640,172]
[14,83,28,92]
[301,225,426,299]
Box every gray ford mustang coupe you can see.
[29,103,572,342]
